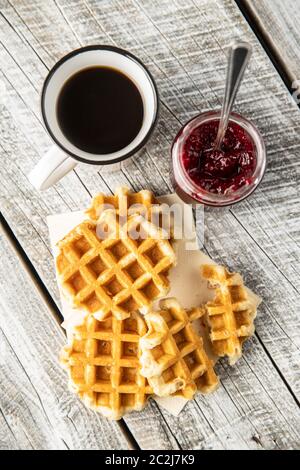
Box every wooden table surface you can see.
[0,0,299,450]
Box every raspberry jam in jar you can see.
[172,111,266,206]
[182,120,256,194]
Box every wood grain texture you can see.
[0,0,299,449]
[245,0,300,86]
[0,328,67,450]
[0,231,131,450]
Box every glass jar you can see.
[171,110,266,206]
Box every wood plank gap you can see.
[0,325,69,447]
[203,239,300,408]
[254,331,300,409]
[235,0,298,102]
[228,209,300,295]
[150,401,182,450]
[0,407,18,446]
[0,212,63,326]
[3,3,53,64]
[0,212,140,450]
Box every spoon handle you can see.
[215,42,252,149]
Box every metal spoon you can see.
[214,42,252,150]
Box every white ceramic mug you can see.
[28,45,159,190]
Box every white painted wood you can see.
[247,0,300,86]
[0,328,67,450]
[159,337,300,449]
[0,0,299,449]
[0,232,130,450]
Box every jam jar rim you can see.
[171,110,267,207]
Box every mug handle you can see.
[28,146,77,190]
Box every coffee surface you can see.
[57,66,144,154]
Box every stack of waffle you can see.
[56,187,259,419]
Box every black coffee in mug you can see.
[29,46,158,190]
[56,66,144,154]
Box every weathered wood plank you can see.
[0,0,299,450]
[0,328,68,450]
[204,206,300,398]
[0,230,131,450]
[0,407,20,450]
[158,336,300,449]
[0,8,180,447]
[241,0,300,88]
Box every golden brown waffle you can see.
[140,298,219,399]
[60,312,153,420]
[56,210,176,321]
[201,264,257,365]
[86,186,159,221]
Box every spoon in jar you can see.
[214,42,252,150]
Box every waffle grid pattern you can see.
[202,265,257,364]
[56,212,176,320]
[140,298,219,398]
[86,186,159,221]
[60,313,153,420]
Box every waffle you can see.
[140,298,219,399]
[60,312,153,419]
[86,186,159,222]
[86,186,174,239]
[56,210,176,321]
[201,264,257,365]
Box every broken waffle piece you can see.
[86,186,159,221]
[139,298,219,399]
[56,210,176,321]
[201,264,258,365]
[86,186,175,240]
[60,312,153,420]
